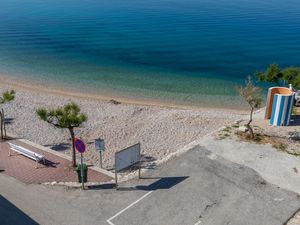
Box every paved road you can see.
[1,146,300,225]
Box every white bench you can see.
[8,142,45,169]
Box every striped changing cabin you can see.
[270,93,294,126]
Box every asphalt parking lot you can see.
[1,146,300,225]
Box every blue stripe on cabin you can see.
[284,96,292,125]
[277,96,285,126]
[270,94,278,125]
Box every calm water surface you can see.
[0,0,300,108]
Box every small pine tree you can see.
[37,102,87,167]
[239,77,263,139]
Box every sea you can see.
[0,0,300,108]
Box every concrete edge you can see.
[43,179,115,189]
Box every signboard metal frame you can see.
[115,143,141,188]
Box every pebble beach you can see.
[0,77,246,169]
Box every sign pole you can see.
[99,151,103,168]
[138,143,141,179]
[115,169,118,189]
[138,163,141,179]
[80,153,84,190]
[74,138,86,190]
[115,153,118,189]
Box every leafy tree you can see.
[257,64,300,88]
[239,77,263,139]
[0,90,16,139]
[37,102,87,167]
[282,66,300,88]
[256,64,283,86]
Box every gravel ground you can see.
[0,83,245,168]
[216,107,300,156]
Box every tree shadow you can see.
[0,195,39,225]
[44,143,69,151]
[289,115,300,126]
[4,118,14,125]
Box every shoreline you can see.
[0,76,246,168]
[0,73,248,112]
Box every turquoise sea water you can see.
[0,0,300,108]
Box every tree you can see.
[0,90,16,139]
[239,77,263,139]
[257,64,300,88]
[37,102,87,167]
[282,66,300,88]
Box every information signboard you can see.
[95,138,105,152]
[115,143,141,188]
[115,143,140,172]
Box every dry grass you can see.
[235,131,300,155]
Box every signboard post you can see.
[95,138,105,168]
[80,152,84,189]
[115,143,141,189]
[74,138,86,190]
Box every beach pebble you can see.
[0,85,244,168]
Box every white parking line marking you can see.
[107,191,154,225]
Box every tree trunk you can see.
[2,109,6,139]
[0,109,3,140]
[69,127,76,167]
[247,107,254,139]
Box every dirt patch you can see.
[216,118,300,156]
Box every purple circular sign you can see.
[75,138,86,153]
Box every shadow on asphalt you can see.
[135,176,189,191]
[88,183,116,190]
[88,176,189,191]
[0,195,39,225]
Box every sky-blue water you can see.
[0,0,300,107]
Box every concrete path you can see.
[198,135,300,194]
[1,145,299,225]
